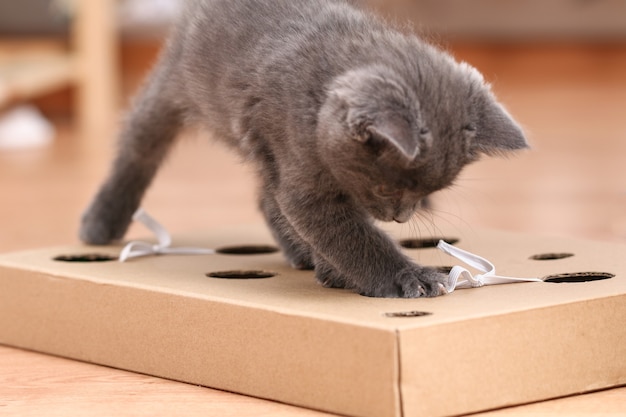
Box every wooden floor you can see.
[1,42,625,415]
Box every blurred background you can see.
[1,1,625,415]
[0,0,625,253]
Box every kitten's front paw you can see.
[361,266,448,298]
[80,212,120,245]
[79,203,133,245]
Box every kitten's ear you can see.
[472,100,529,155]
[360,114,421,161]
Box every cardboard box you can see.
[1,225,625,417]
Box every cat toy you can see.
[119,208,541,294]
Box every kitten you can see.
[80,0,527,298]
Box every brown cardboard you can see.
[1,224,625,417]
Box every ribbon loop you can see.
[437,240,541,293]
[118,209,215,262]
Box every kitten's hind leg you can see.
[260,191,315,270]
[80,66,183,245]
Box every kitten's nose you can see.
[393,212,412,223]
[392,201,416,223]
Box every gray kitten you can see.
[80,0,527,298]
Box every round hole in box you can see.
[54,253,117,262]
[530,252,574,261]
[206,270,276,279]
[384,311,432,318]
[543,272,614,283]
[399,237,459,249]
[215,245,279,255]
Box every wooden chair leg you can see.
[72,0,120,144]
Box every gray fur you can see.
[80,0,527,298]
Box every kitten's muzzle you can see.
[392,200,419,223]
[393,212,413,223]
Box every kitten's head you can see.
[317,59,527,223]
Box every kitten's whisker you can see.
[427,207,476,237]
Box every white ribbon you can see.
[119,209,541,294]
[437,240,542,293]
[118,209,215,262]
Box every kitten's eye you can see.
[419,127,430,136]
[374,185,405,200]
[374,185,397,197]
[463,124,477,133]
